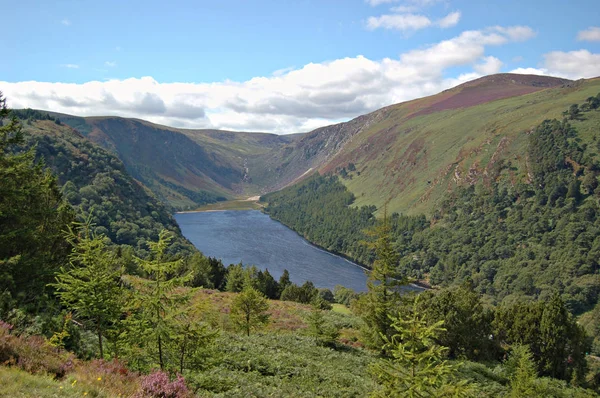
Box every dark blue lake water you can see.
[174,210,369,292]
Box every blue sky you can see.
[2,0,600,133]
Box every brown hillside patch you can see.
[408,74,570,119]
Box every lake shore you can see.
[177,197,264,213]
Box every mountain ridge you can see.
[22,73,600,214]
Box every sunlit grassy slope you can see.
[325,77,600,215]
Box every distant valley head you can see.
[19,73,600,215]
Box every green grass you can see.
[186,199,264,212]
[0,367,104,398]
[331,303,352,315]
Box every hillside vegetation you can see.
[14,111,193,256]
[263,95,600,349]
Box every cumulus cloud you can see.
[438,11,461,28]
[509,67,547,76]
[474,56,503,75]
[367,10,460,32]
[1,26,557,134]
[542,50,600,79]
[577,27,600,42]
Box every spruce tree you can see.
[132,229,191,370]
[0,93,72,305]
[369,296,470,397]
[230,285,270,336]
[358,211,406,351]
[53,222,124,358]
[306,296,339,347]
[506,345,538,398]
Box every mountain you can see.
[14,112,195,254]
[262,79,600,317]
[285,74,598,216]
[50,115,294,210]
[27,73,600,216]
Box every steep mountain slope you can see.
[263,91,600,318]
[278,74,598,216]
[53,114,301,210]
[15,114,194,254]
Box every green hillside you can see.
[320,75,600,216]
[50,114,303,210]
[15,112,194,255]
[264,94,600,314]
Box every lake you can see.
[174,210,369,292]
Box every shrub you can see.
[135,370,191,398]
[0,320,74,378]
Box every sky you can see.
[1,0,600,134]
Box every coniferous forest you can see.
[2,87,600,398]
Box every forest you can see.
[2,92,600,397]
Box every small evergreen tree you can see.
[506,345,538,398]
[369,296,470,397]
[230,286,270,336]
[225,263,245,292]
[132,229,191,370]
[358,211,406,351]
[53,222,125,358]
[278,269,292,295]
[305,296,339,347]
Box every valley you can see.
[4,73,600,397]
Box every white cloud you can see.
[61,64,79,69]
[474,56,503,75]
[367,10,461,32]
[105,61,117,67]
[577,27,600,42]
[366,13,431,31]
[61,19,71,26]
[2,26,545,134]
[438,11,461,28]
[542,50,600,79]
[509,67,547,76]
[492,26,536,41]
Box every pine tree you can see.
[230,285,270,336]
[368,296,470,397]
[225,263,245,292]
[0,93,73,305]
[305,296,339,347]
[168,299,217,373]
[506,345,538,398]
[53,222,124,358]
[358,210,406,351]
[132,229,191,370]
[540,294,570,379]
